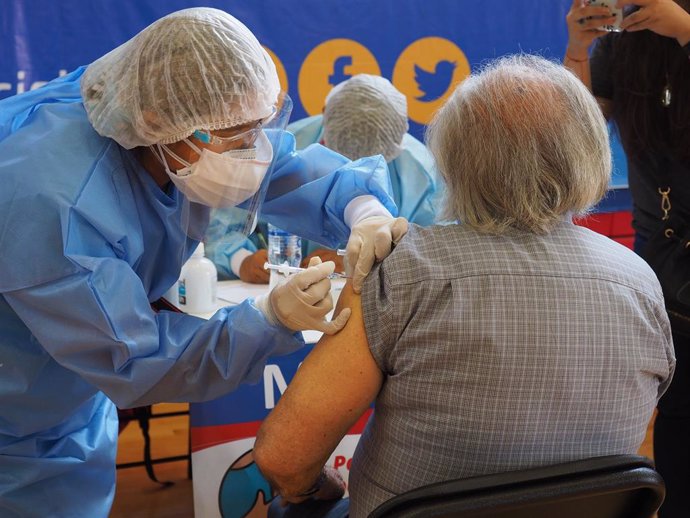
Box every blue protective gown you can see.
[288,114,441,226]
[0,68,396,517]
[206,114,438,278]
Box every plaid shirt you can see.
[351,221,675,518]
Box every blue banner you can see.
[1,0,573,138]
[1,0,629,209]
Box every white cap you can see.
[323,74,408,162]
[81,8,280,149]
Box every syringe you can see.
[263,262,348,279]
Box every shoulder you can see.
[0,106,130,290]
[399,134,435,170]
[0,102,118,202]
[569,224,662,295]
[377,222,662,297]
[286,115,324,150]
[374,224,472,287]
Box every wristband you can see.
[565,52,588,63]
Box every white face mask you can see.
[156,130,273,208]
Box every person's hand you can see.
[566,0,617,60]
[618,0,690,45]
[311,466,346,501]
[239,249,270,284]
[279,466,346,505]
[301,248,345,273]
[346,216,408,293]
[268,256,351,335]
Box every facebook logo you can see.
[328,56,352,86]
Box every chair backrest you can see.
[368,455,664,518]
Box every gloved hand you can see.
[255,257,351,335]
[345,215,409,293]
[239,249,270,284]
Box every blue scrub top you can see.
[0,69,396,517]
[288,114,441,226]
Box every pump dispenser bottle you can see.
[177,242,217,313]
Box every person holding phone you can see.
[565,1,690,516]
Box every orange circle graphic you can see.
[264,46,289,94]
[393,37,470,125]
[298,39,381,116]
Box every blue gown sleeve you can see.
[3,260,304,408]
[205,207,259,280]
[260,131,398,249]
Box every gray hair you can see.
[426,54,611,234]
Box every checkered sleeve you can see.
[360,260,401,374]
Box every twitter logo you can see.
[393,37,469,124]
[414,60,456,102]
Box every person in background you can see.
[209,74,440,282]
[253,55,675,518]
[0,8,407,518]
[564,1,690,515]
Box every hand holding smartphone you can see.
[586,0,624,32]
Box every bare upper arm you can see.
[254,281,383,487]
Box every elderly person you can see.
[0,8,406,517]
[212,74,440,282]
[253,55,675,518]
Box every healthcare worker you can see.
[209,74,439,282]
[0,8,407,518]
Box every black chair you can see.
[115,405,192,485]
[368,455,664,518]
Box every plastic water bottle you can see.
[268,223,302,267]
[267,223,302,289]
[177,242,217,313]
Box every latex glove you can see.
[257,257,351,335]
[239,249,270,284]
[345,216,409,293]
[301,248,345,274]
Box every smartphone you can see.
[586,0,624,32]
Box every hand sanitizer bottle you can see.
[178,242,217,313]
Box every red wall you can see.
[574,211,634,250]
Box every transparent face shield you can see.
[163,94,293,269]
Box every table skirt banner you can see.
[190,344,371,518]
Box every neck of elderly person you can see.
[253,55,674,518]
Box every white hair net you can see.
[323,74,408,162]
[81,8,280,149]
